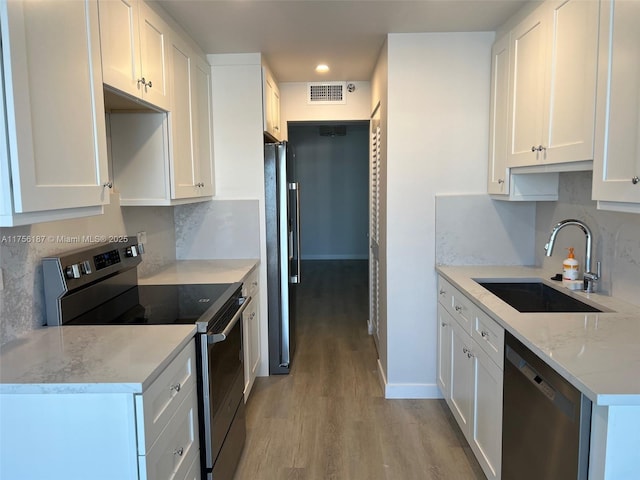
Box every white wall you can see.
[280,81,371,138]
[288,123,369,260]
[383,32,494,398]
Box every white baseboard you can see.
[376,359,443,399]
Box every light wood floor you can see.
[233,260,485,480]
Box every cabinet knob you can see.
[147,80,153,89]
[455,305,462,313]
[439,289,446,295]
[103,181,113,189]
[137,77,146,87]
[173,447,184,456]
[481,330,489,338]
[497,179,504,184]
[441,322,447,327]
[170,383,181,393]
[632,176,639,185]
[531,145,546,152]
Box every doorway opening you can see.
[287,121,370,262]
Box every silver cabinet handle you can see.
[137,77,146,87]
[173,447,184,456]
[455,305,462,313]
[497,179,504,184]
[170,383,181,393]
[531,145,546,152]
[103,181,113,188]
[439,289,446,295]
[632,176,639,185]
[481,330,489,338]
[531,146,537,152]
[147,80,152,88]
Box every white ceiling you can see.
[154,0,533,83]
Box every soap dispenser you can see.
[562,247,580,281]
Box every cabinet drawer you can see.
[243,267,259,298]
[438,276,475,334]
[136,340,197,454]
[473,310,504,369]
[139,387,199,480]
[437,277,455,310]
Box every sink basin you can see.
[475,280,602,313]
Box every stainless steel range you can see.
[42,240,249,480]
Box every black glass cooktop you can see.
[66,283,240,327]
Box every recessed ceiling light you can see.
[315,64,330,73]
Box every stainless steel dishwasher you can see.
[502,331,592,480]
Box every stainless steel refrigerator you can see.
[264,141,300,375]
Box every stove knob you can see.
[80,260,92,275]
[125,245,138,258]
[65,264,81,279]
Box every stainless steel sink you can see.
[474,280,602,313]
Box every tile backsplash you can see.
[536,171,640,305]
[0,195,176,345]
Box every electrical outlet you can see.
[137,231,147,244]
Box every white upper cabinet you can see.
[507,0,599,168]
[110,33,213,206]
[98,0,170,111]
[592,0,640,213]
[167,34,214,199]
[263,65,281,140]
[487,35,510,195]
[0,0,109,226]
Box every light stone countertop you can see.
[139,259,259,285]
[437,265,640,406]
[0,325,196,394]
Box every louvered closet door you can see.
[369,105,381,352]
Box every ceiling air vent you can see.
[307,82,347,105]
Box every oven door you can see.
[199,295,250,477]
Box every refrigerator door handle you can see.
[289,182,301,284]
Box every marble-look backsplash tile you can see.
[536,171,640,305]
[0,196,178,346]
[0,195,127,345]
[435,194,536,266]
[175,199,260,259]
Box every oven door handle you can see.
[207,296,251,344]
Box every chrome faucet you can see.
[544,219,601,293]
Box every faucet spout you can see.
[544,219,593,274]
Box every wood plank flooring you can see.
[233,260,485,480]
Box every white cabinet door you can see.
[98,0,170,110]
[543,0,599,165]
[168,35,213,200]
[1,0,109,213]
[137,1,170,110]
[242,269,260,401]
[449,320,473,434]
[193,54,214,197]
[508,6,547,167]
[470,344,503,480]
[437,304,453,400]
[263,66,281,140]
[592,0,640,210]
[508,0,598,168]
[243,295,260,400]
[98,0,140,99]
[488,34,510,195]
[168,34,198,199]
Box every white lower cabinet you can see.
[0,340,200,480]
[437,277,503,480]
[242,267,261,401]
